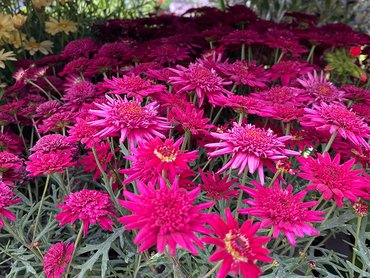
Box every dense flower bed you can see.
[1,4,370,278]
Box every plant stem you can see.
[241,43,246,60]
[234,167,248,218]
[268,170,280,187]
[32,174,50,243]
[202,261,222,278]
[323,131,338,153]
[91,146,122,214]
[351,216,362,265]
[65,222,84,278]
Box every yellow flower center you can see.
[224,230,250,262]
[154,147,177,162]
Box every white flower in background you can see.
[24,37,53,55]
[0,49,17,69]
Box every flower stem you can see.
[241,43,246,60]
[268,170,280,187]
[91,146,122,214]
[351,215,362,265]
[323,131,338,153]
[65,222,84,278]
[202,261,222,278]
[306,45,316,63]
[181,131,191,150]
[234,167,248,218]
[32,174,50,243]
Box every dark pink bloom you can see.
[220,29,263,47]
[249,86,309,106]
[56,189,116,236]
[270,104,305,122]
[62,80,99,111]
[169,63,232,107]
[240,181,324,246]
[300,103,370,149]
[199,170,239,201]
[0,151,23,172]
[203,208,272,278]
[43,242,74,278]
[119,179,213,256]
[268,59,315,86]
[298,153,370,207]
[168,103,213,135]
[221,60,269,88]
[31,134,78,155]
[67,115,102,148]
[88,95,170,146]
[38,111,76,134]
[101,75,165,101]
[35,100,62,119]
[0,132,23,154]
[80,141,114,180]
[62,38,101,59]
[0,181,22,227]
[58,57,89,76]
[147,43,191,65]
[297,71,346,104]
[206,123,299,184]
[83,57,120,78]
[26,150,77,176]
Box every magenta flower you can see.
[43,242,74,278]
[298,153,370,207]
[297,71,346,104]
[101,75,165,101]
[61,80,100,111]
[31,134,78,156]
[240,181,324,246]
[88,95,170,146]
[169,63,232,106]
[203,208,272,278]
[80,141,114,180]
[123,137,197,179]
[199,170,239,201]
[56,189,116,236]
[300,103,370,149]
[0,181,22,227]
[206,123,299,184]
[119,179,213,256]
[26,150,77,177]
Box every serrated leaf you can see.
[74,227,125,278]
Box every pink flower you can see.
[199,170,239,201]
[203,208,272,278]
[62,38,100,59]
[101,75,165,101]
[169,63,232,107]
[26,150,77,177]
[89,95,170,146]
[43,242,74,278]
[206,123,299,184]
[35,100,62,119]
[249,86,309,106]
[61,80,100,111]
[300,103,370,149]
[298,153,370,207]
[123,137,197,179]
[67,115,102,148]
[240,181,324,246]
[56,189,116,236]
[297,71,346,104]
[31,134,78,156]
[80,141,114,180]
[221,60,269,88]
[119,179,213,256]
[38,111,76,134]
[0,181,22,227]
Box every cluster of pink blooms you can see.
[2,4,370,278]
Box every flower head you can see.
[31,134,78,155]
[199,170,239,201]
[24,37,53,56]
[101,75,165,101]
[56,189,116,236]
[170,63,232,106]
[206,123,299,184]
[123,137,197,180]
[300,103,370,149]
[240,181,324,246]
[89,95,170,146]
[0,181,22,227]
[0,49,17,69]
[119,179,213,256]
[297,71,346,104]
[43,242,74,278]
[203,208,272,278]
[26,150,77,176]
[45,18,77,35]
[298,153,370,207]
